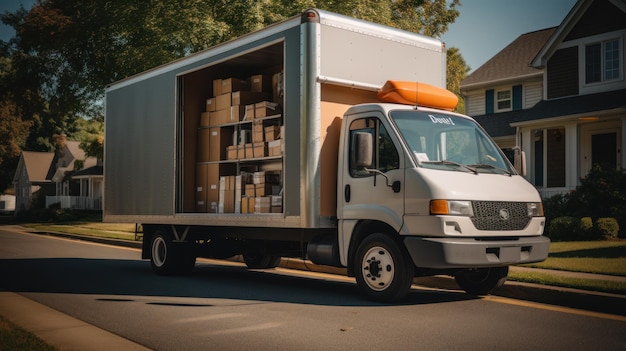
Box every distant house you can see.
[13,151,55,212]
[460,0,626,199]
[12,140,103,213]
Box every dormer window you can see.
[585,38,621,84]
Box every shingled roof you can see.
[461,27,556,88]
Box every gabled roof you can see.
[461,27,555,89]
[532,0,626,68]
[474,89,626,137]
[17,152,55,183]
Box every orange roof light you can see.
[378,80,458,111]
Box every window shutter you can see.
[513,85,522,110]
[485,89,494,114]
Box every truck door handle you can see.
[344,184,351,203]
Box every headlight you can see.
[430,200,474,216]
[527,202,544,217]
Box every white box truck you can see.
[104,9,549,301]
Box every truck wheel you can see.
[150,230,196,275]
[355,233,415,302]
[243,253,282,269]
[454,266,508,295]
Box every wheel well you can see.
[346,220,399,277]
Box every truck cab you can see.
[336,93,549,301]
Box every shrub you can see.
[547,216,579,241]
[595,218,619,240]
[577,217,594,240]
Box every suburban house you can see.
[12,139,103,213]
[460,0,626,199]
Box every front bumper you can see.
[404,236,550,269]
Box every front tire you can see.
[455,266,508,295]
[354,233,415,302]
[150,229,196,275]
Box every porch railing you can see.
[46,196,102,210]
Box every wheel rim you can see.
[361,245,395,291]
[152,236,167,268]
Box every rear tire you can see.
[354,233,415,302]
[455,266,508,295]
[150,229,196,275]
[243,253,282,269]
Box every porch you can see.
[46,196,102,210]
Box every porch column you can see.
[565,123,577,188]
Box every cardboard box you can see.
[271,206,282,213]
[206,98,216,112]
[249,74,272,93]
[255,101,281,118]
[227,145,237,160]
[244,104,255,120]
[221,78,249,94]
[207,164,220,213]
[229,105,246,122]
[264,125,280,141]
[197,129,210,162]
[255,197,271,213]
[218,176,235,213]
[253,171,281,185]
[215,93,232,111]
[232,91,270,106]
[200,112,210,127]
[270,195,282,207]
[268,139,282,157]
[255,183,276,197]
[245,184,255,197]
[213,79,222,97]
[252,142,266,158]
[196,163,208,212]
[210,109,228,125]
[242,196,255,214]
[272,72,283,103]
[209,127,231,161]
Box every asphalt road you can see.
[1,228,625,351]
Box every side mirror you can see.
[512,147,527,176]
[354,132,373,168]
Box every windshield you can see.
[390,110,514,175]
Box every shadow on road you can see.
[0,257,477,307]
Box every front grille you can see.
[471,201,530,231]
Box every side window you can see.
[349,117,399,177]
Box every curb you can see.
[32,230,626,316]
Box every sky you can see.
[1,0,578,73]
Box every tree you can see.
[0,0,466,192]
[446,47,471,113]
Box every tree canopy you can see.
[0,0,466,193]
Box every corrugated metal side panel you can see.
[104,75,177,217]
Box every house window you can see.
[585,39,621,84]
[496,89,511,111]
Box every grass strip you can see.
[508,270,626,295]
[0,314,58,351]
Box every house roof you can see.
[72,165,103,178]
[461,27,556,89]
[474,89,626,137]
[532,0,626,68]
[19,152,55,182]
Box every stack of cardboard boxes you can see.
[241,171,282,213]
[196,72,284,214]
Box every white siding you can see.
[465,90,485,116]
[524,81,543,109]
